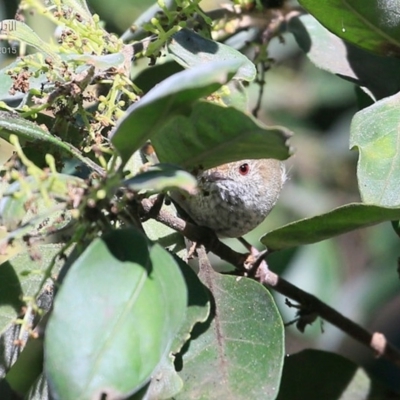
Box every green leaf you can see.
[124,164,197,194]
[175,267,284,399]
[277,350,387,399]
[111,61,241,165]
[145,355,183,400]
[44,229,187,400]
[142,207,186,258]
[146,256,210,400]
[0,112,64,146]
[133,61,184,95]
[219,80,248,110]
[288,14,400,100]
[261,203,400,251]
[0,21,60,60]
[168,28,256,81]
[0,112,103,173]
[350,93,400,207]
[123,154,186,257]
[152,101,291,170]
[298,0,400,57]
[170,256,210,355]
[5,332,46,396]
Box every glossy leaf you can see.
[350,93,400,207]
[152,101,291,170]
[124,164,197,194]
[168,29,256,81]
[44,229,187,400]
[298,0,400,57]
[175,267,284,399]
[277,350,386,399]
[261,203,400,251]
[288,14,400,100]
[111,61,241,165]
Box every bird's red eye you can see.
[239,163,250,175]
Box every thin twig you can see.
[139,197,400,368]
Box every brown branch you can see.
[139,198,400,368]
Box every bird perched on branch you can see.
[171,159,286,238]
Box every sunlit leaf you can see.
[298,0,400,56]
[261,203,400,251]
[152,101,291,170]
[111,61,241,164]
[288,14,400,100]
[175,267,284,399]
[350,92,400,207]
[45,229,187,400]
[168,28,256,81]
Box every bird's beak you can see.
[203,170,226,183]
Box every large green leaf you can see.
[152,101,291,170]
[168,29,256,81]
[111,61,241,165]
[288,14,400,100]
[298,0,400,56]
[175,267,284,399]
[44,229,187,400]
[261,203,400,251]
[350,93,400,207]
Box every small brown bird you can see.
[172,159,286,238]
